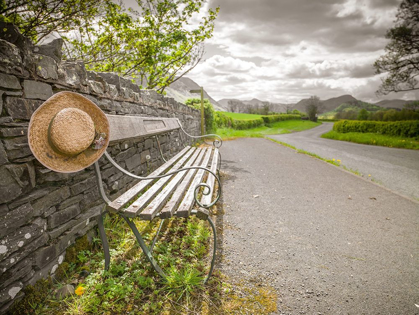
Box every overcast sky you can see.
[183,0,419,104]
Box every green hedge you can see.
[231,117,264,130]
[261,114,301,123]
[333,120,419,138]
[215,112,304,130]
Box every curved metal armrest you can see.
[177,118,223,148]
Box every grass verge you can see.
[27,211,277,315]
[217,120,321,139]
[321,130,419,150]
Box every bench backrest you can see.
[106,115,181,143]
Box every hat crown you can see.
[50,108,95,155]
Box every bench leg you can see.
[120,214,166,279]
[204,215,217,284]
[192,209,217,284]
[96,213,111,271]
[150,219,165,254]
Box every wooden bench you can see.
[94,115,222,283]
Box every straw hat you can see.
[28,91,110,173]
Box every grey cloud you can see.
[210,0,393,54]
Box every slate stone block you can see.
[4,97,43,120]
[0,142,7,166]
[8,187,52,209]
[48,204,81,230]
[88,80,104,94]
[0,281,23,306]
[31,186,71,217]
[34,232,74,269]
[58,195,83,210]
[48,219,78,239]
[125,154,142,171]
[0,223,44,262]
[70,177,97,196]
[0,39,24,74]
[23,80,53,100]
[140,150,151,164]
[33,38,63,62]
[0,73,21,90]
[64,61,88,85]
[0,233,49,277]
[0,164,32,204]
[0,257,32,288]
[0,203,34,239]
[33,54,58,80]
[144,138,154,150]
[0,126,27,137]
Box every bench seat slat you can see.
[159,148,210,219]
[200,148,219,207]
[176,147,213,218]
[107,146,191,212]
[123,147,197,217]
[139,147,204,220]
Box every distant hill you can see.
[374,99,411,110]
[292,95,358,113]
[165,77,224,111]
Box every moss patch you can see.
[7,278,52,315]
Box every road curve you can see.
[268,123,419,201]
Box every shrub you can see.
[333,120,419,138]
[231,118,264,130]
[261,114,301,124]
[185,98,216,133]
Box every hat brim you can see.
[28,91,110,173]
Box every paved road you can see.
[268,123,419,201]
[219,138,419,315]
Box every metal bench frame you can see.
[94,115,222,283]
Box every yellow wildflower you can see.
[75,286,85,296]
[332,159,335,161]
[337,159,341,162]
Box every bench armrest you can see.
[177,118,222,148]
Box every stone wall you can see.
[0,23,201,312]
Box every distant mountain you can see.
[374,99,411,110]
[165,77,224,111]
[292,95,358,113]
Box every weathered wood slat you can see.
[123,147,197,217]
[106,115,180,143]
[200,148,219,207]
[176,147,213,218]
[139,147,204,220]
[107,146,191,212]
[159,148,209,219]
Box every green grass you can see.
[217,120,321,139]
[30,215,222,315]
[321,130,419,150]
[218,112,264,120]
[28,213,278,315]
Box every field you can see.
[217,120,321,139]
[218,112,265,120]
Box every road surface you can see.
[219,138,419,315]
[268,123,419,201]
